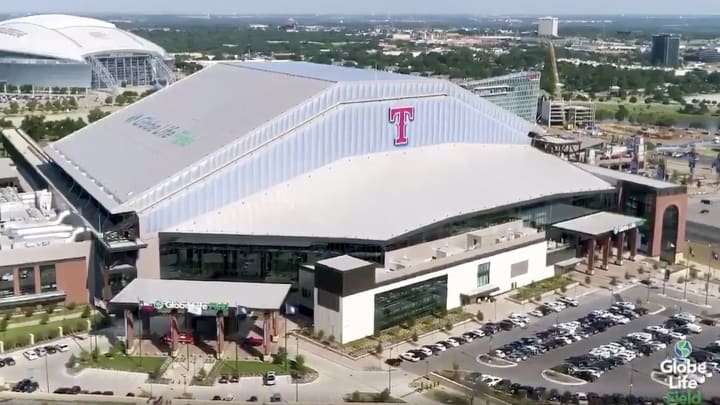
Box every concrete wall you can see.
[316,240,551,343]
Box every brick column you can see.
[263,312,270,356]
[628,227,638,261]
[124,309,135,354]
[616,232,626,265]
[33,265,41,294]
[586,239,596,274]
[216,311,225,359]
[602,236,611,270]
[12,267,20,295]
[170,309,179,356]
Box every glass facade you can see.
[18,266,35,295]
[39,264,57,293]
[0,267,13,298]
[455,72,541,123]
[661,205,679,263]
[158,195,612,289]
[91,54,157,88]
[477,262,490,287]
[374,275,448,331]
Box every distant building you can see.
[538,17,559,37]
[695,47,720,63]
[651,34,681,67]
[453,72,542,123]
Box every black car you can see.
[422,345,441,355]
[14,379,39,393]
[3,357,15,366]
[212,396,222,401]
[44,345,58,354]
[218,375,229,384]
[408,349,429,360]
[247,396,259,402]
[270,393,282,402]
[0,359,4,367]
[230,374,240,383]
[102,391,113,396]
[385,358,402,367]
[499,320,515,331]
[635,307,649,315]
[482,323,500,334]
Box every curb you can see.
[475,355,518,368]
[648,305,667,315]
[540,369,587,386]
[649,371,670,386]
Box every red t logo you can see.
[389,106,414,146]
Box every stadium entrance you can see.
[109,279,291,358]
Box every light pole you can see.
[425,359,429,376]
[44,353,49,392]
[706,244,713,307]
[295,335,300,402]
[387,346,393,394]
[646,274,651,303]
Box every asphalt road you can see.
[401,284,720,398]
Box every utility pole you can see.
[44,353,49,393]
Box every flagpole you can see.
[284,304,289,373]
[683,241,691,301]
[707,244,713,307]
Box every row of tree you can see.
[20,115,87,142]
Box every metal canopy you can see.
[109,278,291,311]
[552,211,645,238]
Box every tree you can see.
[87,107,110,123]
[104,96,113,105]
[629,96,638,103]
[615,104,629,121]
[293,354,307,373]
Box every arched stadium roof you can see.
[0,14,168,63]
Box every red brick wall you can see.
[55,259,89,305]
[649,193,688,260]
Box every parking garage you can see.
[109,278,291,358]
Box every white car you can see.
[444,338,461,347]
[508,313,530,323]
[529,309,544,317]
[469,329,485,338]
[559,296,579,307]
[673,313,697,323]
[400,352,421,362]
[264,371,277,386]
[432,343,447,352]
[417,347,433,356]
[56,343,70,352]
[483,376,503,387]
[611,315,630,324]
[645,325,670,334]
[23,351,39,361]
[668,331,687,340]
[680,323,703,334]
[615,302,636,310]
[627,332,652,342]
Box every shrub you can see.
[375,342,383,355]
[636,298,643,306]
[677,276,686,284]
[405,318,415,328]
[48,329,59,339]
[534,295,541,302]
[444,321,453,331]
[328,334,335,344]
[476,311,484,321]
[560,286,567,293]
[584,275,591,285]
[76,319,87,332]
[411,331,419,342]
[689,267,699,279]
[0,319,8,332]
[274,347,287,365]
[610,276,619,286]
[375,389,391,402]
[293,354,307,373]
[80,306,91,319]
[40,313,50,325]
[45,304,57,314]
[66,302,77,310]
[637,267,645,275]
[653,263,660,270]
[24,307,34,318]
[316,329,324,341]
[3,312,12,321]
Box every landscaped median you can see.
[302,308,474,358]
[197,350,317,385]
[67,344,170,379]
[510,276,576,302]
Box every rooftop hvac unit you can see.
[433,247,448,259]
[495,235,507,243]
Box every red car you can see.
[243,336,264,347]
[162,331,194,345]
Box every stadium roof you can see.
[575,163,680,190]
[45,61,533,219]
[171,144,614,241]
[0,14,168,62]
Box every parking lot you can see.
[400,284,720,398]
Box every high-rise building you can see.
[651,34,681,67]
[453,72,542,123]
[538,17,559,37]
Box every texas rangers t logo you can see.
[389,106,414,146]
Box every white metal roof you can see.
[0,14,168,62]
[574,163,680,189]
[171,144,614,241]
[553,211,645,237]
[110,278,291,311]
[317,255,373,271]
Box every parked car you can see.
[56,344,70,352]
[270,393,282,402]
[23,351,38,361]
[161,331,194,345]
[559,296,579,307]
[218,375,229,384]
[264,371,277,386]
[44,345,58,354]
[3,357,15,366]
[400,352,421,362]
[229,374,240,383]
[243,336,264,347]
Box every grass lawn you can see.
[82,355,167,374]
[5,306,87,325]
[426,389,469,405]
[511,276,574,300]
[1,318,87,342]
[216,360,289,376]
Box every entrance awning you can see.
[552,212,645,238]
[109,279,291,312]
[461,284,500,299]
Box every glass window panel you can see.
[477,262,491,287]
[0,267,14,298]
[374,275,447,331]
[18,266,35,295]
[39,264,56,293]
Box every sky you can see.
[5,0,720,16]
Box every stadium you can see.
[1,61,685,346]
[0,14,173,92]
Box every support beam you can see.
[602,236,611,270]
[586,238,596,274]
[616,232,626,265]
[263,312,270,356]
[170,309,179,357]
[628,228,638,261]
[124,309,135,354]
[216,312,225,359]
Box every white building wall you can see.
[538,17,559,37]
[324,240,552,344]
